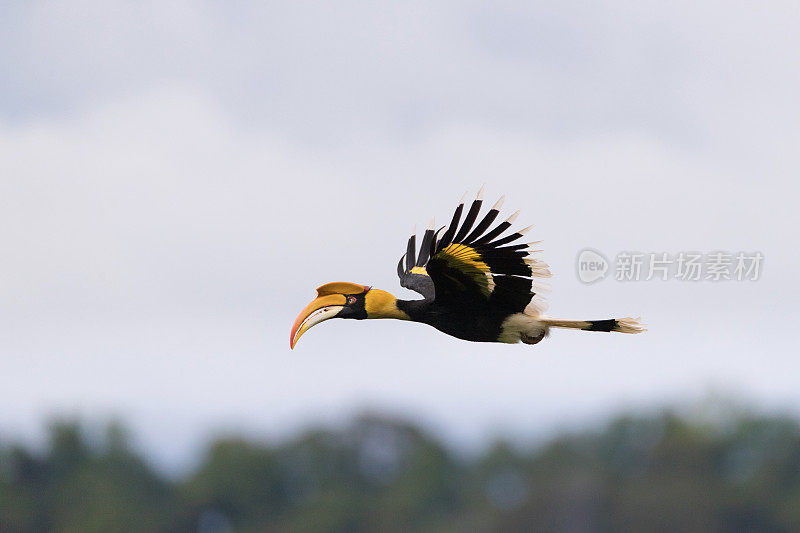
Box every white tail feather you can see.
[538,316,646,333]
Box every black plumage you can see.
[396,190,545,342]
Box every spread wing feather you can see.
[396,187,550,314]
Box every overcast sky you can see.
[1,1,798,471]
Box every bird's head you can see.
[289,282,406,349]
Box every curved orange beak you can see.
[289,294,346,349]
[290,283,370,349]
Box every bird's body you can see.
[398,298,508,342]
[290,187,644,349]
[393,299,538,343]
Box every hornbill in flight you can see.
[290,187,644,349]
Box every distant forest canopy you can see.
[3,405,800,532]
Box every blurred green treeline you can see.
[3,405,800,532]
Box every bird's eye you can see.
[347,296,357,305]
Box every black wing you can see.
[396,224,436,300]
[397,186,550,315]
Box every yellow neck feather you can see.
[364,289,409,320]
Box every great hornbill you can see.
[290,187,644,349]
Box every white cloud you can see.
[0,1,798,469]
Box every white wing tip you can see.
[492,195,505,210]
[477,184,485,201]
[517,224,533,235]
[427,217,435,231]
[506,210,520,224]
[524,257,552,277]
